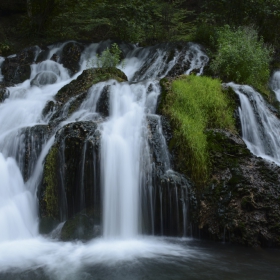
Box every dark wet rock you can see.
[131,42,208,81]
[96,85,110,117]
[0,85,9,102]
[39,121,101,235]
[56,67,126,105]
[22,125,51,181]
[47,67,127,127]
[2,46,40,84]
[191,129,280,247]
[39,217,60,235]
[31,71,57,87]
[147,114,171,176]
[36,47,50,63]
[50,53,60,63]
[42,100,57,119]
[60,212,101,241]
[61,42,84,75]
[154,170,190,236]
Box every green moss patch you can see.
[42,146,60,219]
[161,75,236,186]
[56,67,127,105]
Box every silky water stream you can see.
[0,42,279,279]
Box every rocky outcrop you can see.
[46,67,127,127]
[61,42,85,75]
[146,114,191,236]
[1,46,40,84]
[39,121,101,236]
[191,129,280,247]
[0,85,9,102]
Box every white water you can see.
[0,57,4,82]
[0,41,209,275]
[270,71,280,100]
[101,82,151,238]
[230,83,280,165]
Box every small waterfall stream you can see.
[271,71,280,101]
[230,83,280,165]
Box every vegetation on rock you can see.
[161,75,236,186]
[210,26,272,96]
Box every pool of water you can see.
[0,237,279,280]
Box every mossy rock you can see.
[39,146,60,220]
[46,67,127,126]
[60,212,98,241]
[55,67,127,105]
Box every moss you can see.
[42,146,59,219]
[56,67,127,105]
[160,75,236,187]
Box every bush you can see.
[210,25,272,95]
[163,75,235,186]
[96,43,122,68]
[87,43,123,69]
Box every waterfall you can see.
[101,83,146,237]
[230,83,280,165]
[0,41,208,245]
[271,71,280,101]
[0,57,4,82]
[0,48,73,243]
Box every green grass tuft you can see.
[163,75,235,187]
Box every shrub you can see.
[210,25,272,95]
[163,75,235,186]
[96,43,122,68]
[87,43,123,69]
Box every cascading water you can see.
[270,70,280,100]
[230,83,280,165]
[0,57,4,82]
[0,41,213,279]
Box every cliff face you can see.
[192,130,280,247]
[1,41,280,247]
[159,78,280,248]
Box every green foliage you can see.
[199,0,280,46]
[21,0,193,44]
[210,26,272,95]
[96,43,122,68]
[0,42,11,56]
[163,75,235,186]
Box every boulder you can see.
[61,42,85,75]
[191,129,280,247]
[2,46,40,84]
[47,67,127,128]
[38,121,101,235]
[0,85,9,102]
[31,71,57,87]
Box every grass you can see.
[163,75,235,187]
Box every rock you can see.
[191,129,280,247]
[31,71,58,87]
[47,67,127,127]
[0,85,9,102]
[22,125,51,181]
[150,170,190,236]
[60,212,101,241]
[96,85,110,117]
[61,42,85,75]
[39,121,101,233]
[2,46,40,84]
